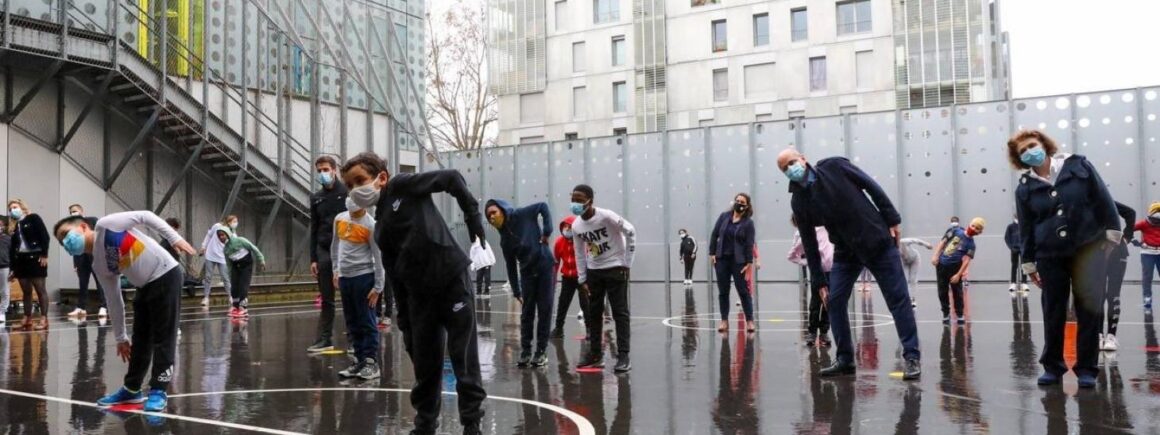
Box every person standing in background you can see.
[307,155,348,354]
[198,216,233,308]
[898,237,933,308]
[679,229,697,286]
[8,199,50,330]
[219,227,265,318]
[1100,202,1136,351]
[1005,215,1030,294]
[66,204,106,319]
[709,193,757,334]
[476,266,492,296]
[552,216,585,339]
[935,218,985,325]
[788,215,833,347]
[1134,202,1160,309]
[0,220,10,324]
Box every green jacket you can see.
[222,234,265,269]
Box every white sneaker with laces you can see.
[98,307,108,318]
[1008,284,1017,293]
[1104,334,1119,351]
[1021,284,1031,293]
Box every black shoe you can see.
[577,354,604,369]
[551,328,565,339]
[819,361,856,377]
[804,332,818,347]
[614,355,631,373]
[942,316,951,326]
[462,421,482,435]
[517,352,532,368]
[307,339,334,353]
[903,358,922,380]
[532,352,548,367]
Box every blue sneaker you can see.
[143,390,168,412]
[1037,372,1062,386]
[1077,374,1097,389]
[97,387,145,407]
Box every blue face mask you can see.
[317,171,334,186]
[570,202,588,216]
[9,207,23,220]
[62,229,86,256]
[1020,146,1046,167]
[563,229,574,239]
[784,161,806,182]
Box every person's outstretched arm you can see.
[393,170,487,247]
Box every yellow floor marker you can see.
[318,349,347,355]
[889,371,905,378]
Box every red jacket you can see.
[1136,220,1160,249]
[555,216,579,279]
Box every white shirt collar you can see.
[1026,153,1071,184]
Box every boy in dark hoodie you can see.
[484,199,554,368]
[552,216,584,339]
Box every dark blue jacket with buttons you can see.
[1015,154,1119,263]
[790,157,902,291]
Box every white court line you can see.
[0,388,306,435]
[168,387,597,435]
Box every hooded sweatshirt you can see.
[555,216,579,279]
[486,199,553,297]
[220,229,265,269]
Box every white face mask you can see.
[228,221,238,229]
[346,197,364,213]
[350,182,380,208]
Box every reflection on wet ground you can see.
[2,283,1158,433]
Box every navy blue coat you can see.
[709,211,755,265]
[1004,222,1022,252]
[1015,155,1119,263]
[486,199,553,297]
[789,157,902,291]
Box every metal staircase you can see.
[1,3,312,219]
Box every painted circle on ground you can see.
[660,310,895,332]
[168,387,596,435]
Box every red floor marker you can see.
[107,403,143,412]
[574,335,587,341]
[1143,346,1160,352]
[576,367,604,373]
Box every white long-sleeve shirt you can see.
[572,207,636,284]
[330,211,385,292]
[93,211,186,343]
[200,223,227,263]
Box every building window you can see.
[613,81,627,113]
[565,132,580,140]
[612,127,628,136]
[836,0,872,35]
[809,56,827,91]
[520,92,545,124]
[743,63,775,99]
[520,136,545,144]
[399,164,416,173]
[789,110,805,119]
[594,0,619,24]
[790,8,808,42]
[572,42,586,72]
[752,13,769,46]
[556,0,567,32]
[611,35,626,66]
[712,68,728,102]
[840,105,857,114]
[855,50,873,88]
[691,0,720,6]
[572,86,586,119]
[711,20,727,52]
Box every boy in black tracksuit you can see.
[1005,217,1028,293]
[679,229,697,285]
[485,199,554,367]
[340,153,487,435]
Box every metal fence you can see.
[439,86,1160,284]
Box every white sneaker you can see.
[0,314,6,323]
[1104,334,1119,351]
[201,298,210,307]
[1098,333,1106,350]
[1021,284,1030,293]
[911,297,917,308]
[68,308,86,318]
[1008,284,1017,293]
[98,307,108,318]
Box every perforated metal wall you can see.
[442,87,1160,283]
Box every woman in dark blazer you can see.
[1008,130,1121,389]
[8,199,50,330]
[709,193,757,333]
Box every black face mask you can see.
[733,203,747,214]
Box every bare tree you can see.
[425,0,496,151]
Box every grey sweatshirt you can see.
[331,211,385,292]
[93,211,186,343]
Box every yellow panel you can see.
[137,0,150,57]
